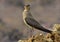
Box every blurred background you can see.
[0,0,60,42]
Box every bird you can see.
[23,4,52,34]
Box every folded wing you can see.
[25,17,52,33]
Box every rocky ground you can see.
[18,24,60,42]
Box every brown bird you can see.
[23,4,52,34]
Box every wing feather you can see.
[25,17,52,33]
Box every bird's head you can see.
[24,4,30,11]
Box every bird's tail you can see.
[35,25,52,33]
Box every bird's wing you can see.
[25,17,40,28]
[25,17,52,33]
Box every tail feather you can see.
[34,25,52,33]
